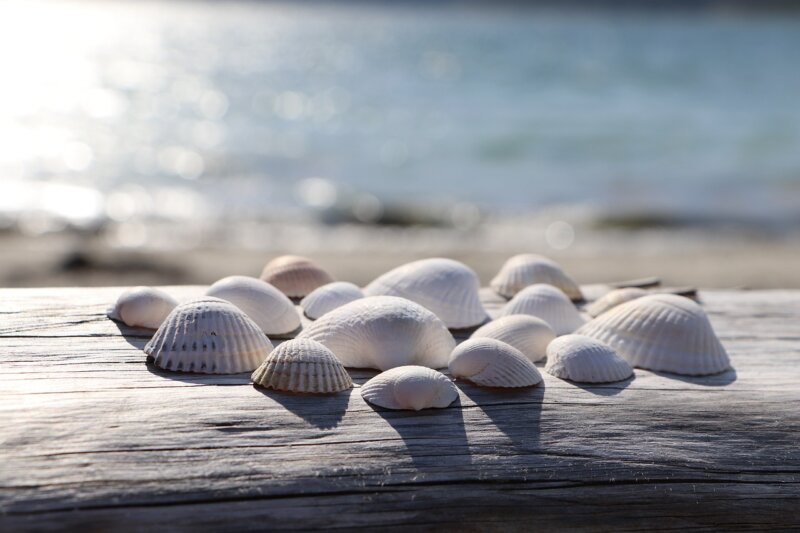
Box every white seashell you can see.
[251,338,352,393]
[448,338,542,388]
[499,284,585,335]
[107,286,177,329]
[491,254,583,301]
[585,287,648,318]
[545,334,633,383]
[470,315,555,363]
[205,276,300,336]
[260,255,335,298]
[364,258,488,329]
[576,294,731,376]
[145,297,272,374]
[298,296,455,370]
[360,365,458,411]
[300,282,364,320]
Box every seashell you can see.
[206,276,300,336]
[545,334,633,383]
[360,365,458,411]
[364,258,488,329]
[107,286,177,329]
[251,338,352,393]
[259,255,334,298]
[491,254,583,301]
[576,294,730,376]
[300,282,364,320]
[499,284,585,335]
[298,296,455,370]
[585,287,648,318]
[448,338,542,388]
[145,297,272,374]
[470,315,555,363]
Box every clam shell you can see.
[576,294,731,376]
[145,297,272,374]
[360,365,458,411]
[545,334,633,383]
[585,288,648,318]
[499,284,585,335]
[300,282,365,320]
[364,258,488,329]
[470,315,555,363]
[448,338,542,388]
[259,255,334,298]
[490,254,582,301]
[107,286,177,330]
[206,275,300,336]
[251,338,352,393]
[298,296,455,370]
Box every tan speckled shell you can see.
[251,338,352,393]
[448,338,542,388]
[545,334,633,383]
[360,365,458,411]
[490,254,582,301]
[259,255,334,298]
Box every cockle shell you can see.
[470,315,555,363]
[298,296,455,370]
[259,255,334,298]
[360,365,458,411]
[107,286,177,329]
[576,294,731,376]
[499,284,585,335]
[145,297,272,374]
[206,276,300,336]
[545,334,633,383]
[300,282,364,320]
[491,254,583,301]
[364,258,488,329]
[585,287,648,318]
[251,338,352,393]
[448,338,542,388]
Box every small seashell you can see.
[259,255,335,298]
[300,282,365,320]
[206,275,300,336]
[251,338,352,393]
[360,365,458,411]
[545,334,633,383]
[491,254,583,301]
[448,338,542,388]
[577,294,731,376]
[470,315,555,363]
[145,297,272,374]
[499,284,585,335]
[585,287,648,318]
[107,286,177,329]
[364,258,488,329]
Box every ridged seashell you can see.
[251,338,352,393]
[145,297,272,374]
[491,254,583,301]
[107,286,178,330]
[300,282,365,320]
[360,366,458,411]
[499,284,585,335]
[576,294,731,376]
[470,315,555,363]
[364,258,488,329]
[206,276,300,336]
[448,338,542,388]
[259,255,334,298]
[545,334,633,383]
[585,288,648,318]
[298,296,455,370]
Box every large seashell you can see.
[585,287,648,318]
[298,296,455,370]
[259,255,334,298]
[360,365,458,411]
[545,334,633,383]
[448,338,542,388]
[364,258,488,329]
[251,338,352,393]
[470,315,555,363]
[499,284,585,335]
[145,297,272,374]
[206,276,300,336]
[300,282,364,320]
[576,294,730,376]
[491,254,582,301]
[107,286,177,329]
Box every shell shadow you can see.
[569,374,636,396]
[254,386,351,430]
[651,367,738,387]
[145,360,250,385]
[109,318,154,349]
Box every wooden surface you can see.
[1,286,799,531]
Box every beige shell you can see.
[259,255,335,298]
[545,334,633,383]
[251,338,352,393]
[300,282,365,320]
[470,315,555,363]
[499,284,585,335]
[107,286,177,330]
[585,287,648,318]
[360,365,458,411]
[490,254,583,301]
[206,276,300,336]
[448,338,542,388]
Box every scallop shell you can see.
[491,254,583,301]
[107,286,177,329]
[470,315,555,363]
[259,255,334,298]
[144,297,272,374]
[576,294,731,376]
[206,276,300,336]
[300,282,365,320]
[360,365,458,411]
[364,258,488,329]
[585,287,648,318]
[251,338,352,393]
[545,334,633,383]
[448,338,542,388]
[297,296,455,370]
[499,284,585,335]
